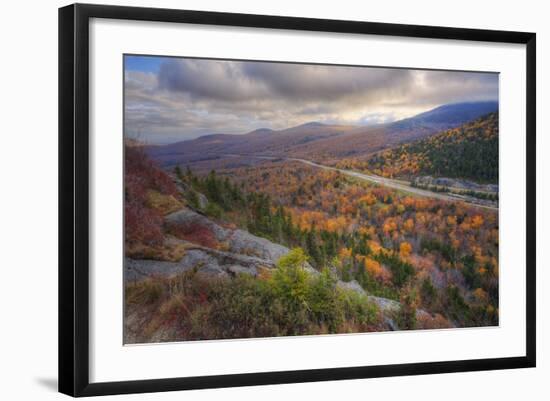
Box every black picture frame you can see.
[59,3,536,397]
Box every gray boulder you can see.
[337,280,366,295]
[125,257,195,282]
[228,229,289,262]
[124,236,283,282]
[368,295,401,314]
[227,264,258,276]
[164,208,230,242]
[197,193,209,209]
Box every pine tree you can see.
[306,226,321,268]
[205,170,221,204]
[174,165,183,181]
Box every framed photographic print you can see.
[58,3,536,397]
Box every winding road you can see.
[225,154,498,211]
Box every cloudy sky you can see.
[124,55,498,144]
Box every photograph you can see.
[0,0,542,398]
[123,55,500,344]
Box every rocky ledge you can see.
[126,206,449,331]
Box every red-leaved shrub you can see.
[125,145,178,198]
[125,199,164,245]
[166,222,219,249]
[125,145,178,246]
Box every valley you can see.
[124,101,500,343]
[222,154,498,210]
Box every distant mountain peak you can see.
[248,128,274,135]
[418,101,497,116]
[298,121,326,128]
[390,101,498,131]
[438,100,497,107]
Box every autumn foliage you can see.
[217,158,499,327]
[166,222,219,249]
[125,145,178,247]
[125,135,499,332]
[336,112,499,183]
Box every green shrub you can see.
[271,249,311,312]
[445,285,470,323]
[397,287,418,330]
[204,202,223,219]
[420,277,437,309]
[308,268,343,332]
[185,189,200,209]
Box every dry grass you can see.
[146,190,184,215]
[126,278,164,305]
[125,240,187,262]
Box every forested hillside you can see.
[214,161,499,328]
[337,113,498,183]
[124,146,499,341]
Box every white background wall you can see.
[0,0,546,399]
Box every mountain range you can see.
[145,101,498,166]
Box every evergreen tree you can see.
[174,165,183,181]
[306,226,321,268]
[205,170,221,204]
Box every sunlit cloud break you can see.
[124,55,499,144]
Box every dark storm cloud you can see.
[158,59,268,101]
[240,62,416,101]
[156,58,417,103]
[125,57,498,143]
